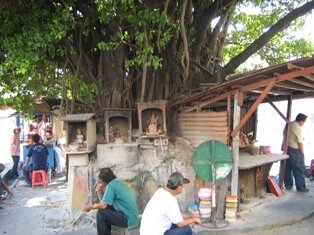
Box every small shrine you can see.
[62,113,97,216]
[137,100,168,137]
[62,113,96,151]
[103,108,133,143]
[98,109,138,177]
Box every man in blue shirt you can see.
[23,134,49,187]
[84,167,139,235]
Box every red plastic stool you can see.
[30,170,48,188]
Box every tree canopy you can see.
[1,0,314,119]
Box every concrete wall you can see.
[95,137,198,213]
[67,136,229,219]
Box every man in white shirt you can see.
[140,172,201,235]
[284,113,308,192]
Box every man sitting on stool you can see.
[23,134,48,187]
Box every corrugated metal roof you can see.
[62,113,96,122]
[174,56,314,111]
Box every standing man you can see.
[84,167,139,235]
[140,172,201,235]
[284,113,308,192]
[10,127,21,179]
[23,134,48,187]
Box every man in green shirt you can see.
[84,167,139,235]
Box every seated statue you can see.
[73,128,85,144]
[148,112,158,133]
[145,112,164,135]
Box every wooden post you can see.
[279,96,292,188]
[231,91,240,196]
[227,94,231,146]
[231,79,275,137]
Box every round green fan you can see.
[192,140,232,183]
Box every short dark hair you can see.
[98,167,116,184]
[13,127,21,133]
[295,113,307,122]
[32,134,40,143]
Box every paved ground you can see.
[0,169,98,235]
[1,165,314,235]
[194,179,314,234]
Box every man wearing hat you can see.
[140,172,201,235]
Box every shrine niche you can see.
[137,100,168,137]
[104,108,133,143]
[62,113,96,151]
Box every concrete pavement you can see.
[194,178,314,234]
[0,170,97,235]
[1,168,314,235]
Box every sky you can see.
[306,12,314,43]
[255,11,314,169]
[257,98,314,176]
[0,109,16,164]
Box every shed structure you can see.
[173,56,314,197]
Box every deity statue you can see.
[148,112,158,133]
[43,129,54,145]
[145,112,163,135]
[73,128,85,144]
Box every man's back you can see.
[28,143,48,169]
[103,179,139,229]
[140,188,182,235]
[288,121,303,149]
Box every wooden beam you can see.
[287,63,303,70]
[264,92,314,102]
[303,74,314,82]
[192,61,214,75]
[241,65,314,92]
[178,65,314,112]
[250,89,290,96]
[181,92,231,113]
[279,96,292,188]
[238,91,244,106]
[231,79,275,137]
[289,78,314,89]
[288,92,314,100]
[274,83,313,92]
[231,91,240,196]
[227,94,231,146]
[268,101,289,124]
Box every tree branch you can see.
[0,0,7,10]
[220,1,314,79]
[140,26,148,103]
[180,0,190,81]
[192,0,236,58]
[156,0,170,52]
